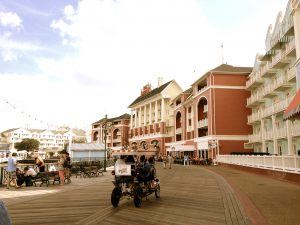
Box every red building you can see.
[91,114,130,153]
[166,64,253,159]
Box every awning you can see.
[261,49,276,61]
[166,145,195,152]
[284,90,300,120]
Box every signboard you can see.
[115,164,131,176]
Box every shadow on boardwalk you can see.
[3,164,299,225]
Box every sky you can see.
[0,0,288,133]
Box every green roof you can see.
[128,80,173,107]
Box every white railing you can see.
[187,113,192,119]
[275,127,287,138]
[217,155,300,174]
[176,127,182,134]
[247,91,263,106]
[271,51,284,67]
[197,118,208,128]
[197,86,207,94]
[262,96,293,118]
[247,111,261,123]
[287,67,296,80]
[291,122,300,136]
[113,138,121,142]
[248,133,261,143]
[285,38,295,55]
[260,62,273,76]
[203,105,208,113]
[264,130,273,140]
[246,71,262,88]
[186,126,193,132]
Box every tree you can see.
[14,138,40,153]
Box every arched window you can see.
[93,131,98,141]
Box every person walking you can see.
[162,155,167,169]
[184,155,188,166]
[6,153,20,189]
[167,154,173,169]
[57,154,65,185]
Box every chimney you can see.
[140,83,152,96]
[157,77,163,87]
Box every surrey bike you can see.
[111,153,160,208]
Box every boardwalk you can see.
[2,165,251,225]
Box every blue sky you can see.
[0,0,288,132]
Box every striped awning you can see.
[284,89,300,120]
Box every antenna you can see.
[221,42,224,64]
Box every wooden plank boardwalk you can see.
[2,164,250,225]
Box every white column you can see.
[149,103,152,124]
[155,100,158,123]
[130,110,133,129]
[134,110,137,128]
[161,98,165,121]
[286,120,293,155]
[139,107,142,127]
[144,105,147,125]
[271,115,278,154]
[261,119,266,152]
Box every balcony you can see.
[187,126,193,132]
[261,83,277,98]
[246,71,263,89]
[247,91,264,107]
[187,113,192,119]
[197,86,208,94]
[291,123,300,137]
[287,67,296,82]
[197,118,208,128]
[273,74,292,91]
[264,130,273,140]
[247,111,261,124]
[285,39,296,57]
[113,138,121,142]
[248,133,261,143]
[203,105,208,113]
[275,127,287,139]
[260,62,277,77]
[176,127,182,134]
[261,95,294,118]
[271,51,290,69]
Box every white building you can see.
[0,127,86,151]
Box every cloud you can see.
[0,11,22,27]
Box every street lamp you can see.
[102,114,112,172]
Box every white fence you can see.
[217,155,300,174]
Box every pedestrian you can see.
[57,153,65,185]
[6,153,20,189]
[167,154,173,169]
[35,152,45,172]
[162,155,167,169]
[63,152,71,181]
[184,155,188,166]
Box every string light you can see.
[0,97,60,130]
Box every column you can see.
[286,120,293,155]
[149,103,152,124]
[134,110,137,128]
[155,100,158,123]
[271,115,278,154]
[261,119,266,152]
[292,3,300,89]
[144,105,147,125]
[140,107,143,127]
[161,98,165,121]
[130,110,133,129]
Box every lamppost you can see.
[102,114,111,172]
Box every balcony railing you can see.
[197,118,208,128]
[246,71,263,88]
[287,67,296,81]
[197,86,208,94]
[262,95,293,118]
[187,126,193,132]
[203,105,208,113]
[275,127,287,138]
[285,38,295,55]
[264,130,274,140]
[187,113,192,119]
[217,155,300,174]
[247,91,263,106]
[113,138,121,142]
[248,133,261,143]
[247,111,261,124]
[291,123,300,136]
[176,127,182,134]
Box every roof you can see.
[28,129,46,133]
[93,113,130,125]
[128,80,173,107]
[192,64,253,85]
[71,128,86,137]
[1,128,19,134]
[173,87,193,102]
[70,143,105,151]
[284,90,300,120]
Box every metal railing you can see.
[217,155,300,174]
